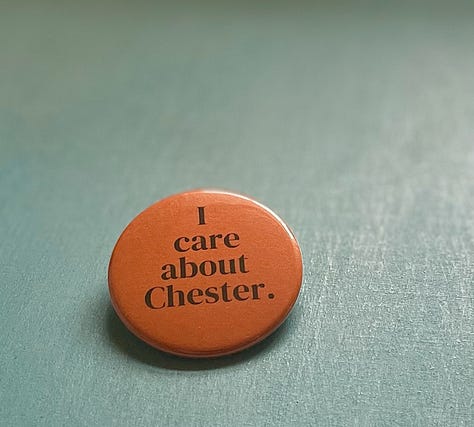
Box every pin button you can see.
[108,189,303,357]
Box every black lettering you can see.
[239,255,249,273]
[199,260,217,276]
[161,264,177,280]
[187,288,204,305]
[251,283,265,299]
[179,257,197,278]
[233,285,249,301]
[191,235,207,251]
[204,286,219,303]
[174,237,190,252]
[167,285,185,307]
[145,287,165,309]
[224,233,240,248]
[209,234,223,249]
[221,282,232,302]
[198,206,206,225]
[218,258,236,275]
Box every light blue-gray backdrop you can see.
[1,1,473,425]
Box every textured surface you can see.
[1,1,473,425]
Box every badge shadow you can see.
[105,294,301,371]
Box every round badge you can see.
[108,189,303,357]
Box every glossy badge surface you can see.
[108,189,303,357]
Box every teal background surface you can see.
[1,1,473,425]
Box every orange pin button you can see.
[108,189,303,357]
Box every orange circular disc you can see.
[108,189,303,357]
